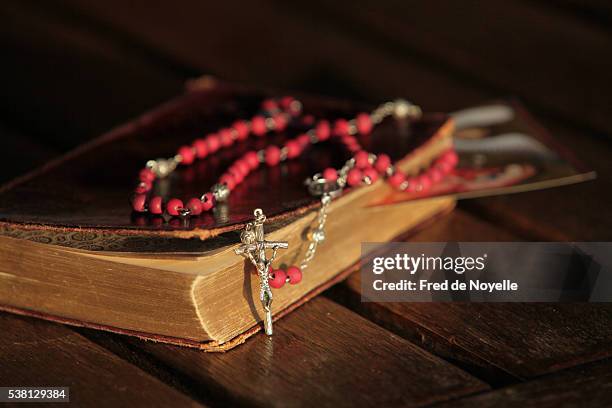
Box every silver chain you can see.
[300,194,331,270]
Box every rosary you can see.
[131,96,458,335]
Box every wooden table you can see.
[1,1,611,406]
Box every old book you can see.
[0,80,456,350]
[0,80,591,350]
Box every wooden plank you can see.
[332,210,612,380]
[122,297,487,407]
[0,1,183,149]
[0,313,202,406]
[436,358,612,408]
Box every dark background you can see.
[1,1,612,406]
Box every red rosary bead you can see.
[135,181,152,194]
[273,114,287,131]
[354,150,370,169]
[206,134,221,153]
[220,174,236,190]
[279,96,294,111]
[363,167,378,183]
[193,139,208,159]
[347,168,363,186]
[186,198,203,215]
[201,192,214,211]
[417,174,432,191]
[374,154,391,173]
[297,133,310,148]
[139,168,155,183]
[178,146,195,165]
[269,269,287,289]
[262,98,278,112]
[234,159,250,177]
[286,266,302,284]
[285,140,300,159]
[166,198,183,216]
[334,119,350,137]
[356,113,372,134]
[244,151,260,170]
[219,129,234,147]
[323,167,338,182]
[265,145,281,166]
[132,194,147,212]
[251,116,267,136]
[148,196,163,215]
[232,120,249,140]
[315,120,331,141]
[388,172,406,188]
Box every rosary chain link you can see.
[300,194,331,270]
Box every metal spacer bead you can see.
[211,183,230,202]
[257,149,266,163]
[265,117,276,130]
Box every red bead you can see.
[428,167,443,183]
[334,119,350,137]
[347,168,363,186]
[244,151,260,170]
[443,150,459,167]
[363,167,378,183]
[285,140,301,159]
[219,128,233,147]
[297,133,310,147]
[354,150,370,169]
[417,174,432,191]
[323,167,338,182]
[279,96,294,111]
[186,197,203,215]
[389,172,406,188]
[193,139,208,159]
[356,113,373,134]
[265,145,281,166]
[315,120,331,141]
[251,115,267,136]
[286,266,302,285]
[135,181,152,194]
[139,168,155,183]
[166,198,183,216]
[178,146,195,165]
[374,154,391,173]
[405,177,418,192]
[201,192,215,211]
[273,113,287,131]
[302,114,315,125]
[132,194,147,212]
[269,269,287,289]
[232,120,249,140]
[206,134,220,153]
[234,159,250,177]
[262,98,278,112]
[220,174,236,190]
[436,161,453,174]
[149,196,163,215]
[229,167,244,183]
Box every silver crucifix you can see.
[234,208,288,336]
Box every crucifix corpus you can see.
[234,208,288,335]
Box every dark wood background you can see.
[1,1,611,406]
